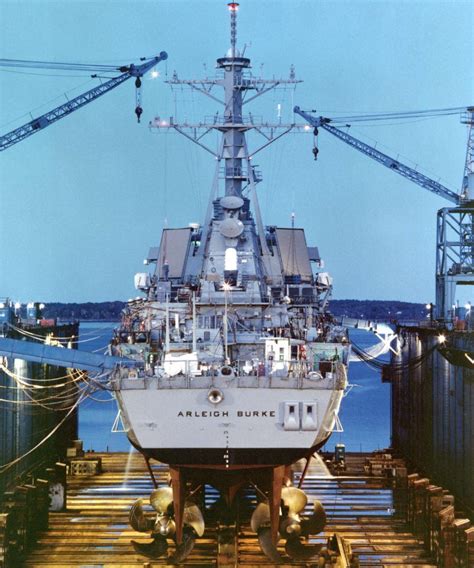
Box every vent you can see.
[301,402,318,430]
[283,402,300,431]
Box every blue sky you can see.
[0,0,472,303]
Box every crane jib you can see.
[0,52,168,152]
[293,106,460,205]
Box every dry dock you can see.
[19,452,453,567]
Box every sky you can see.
[0,0,473,303]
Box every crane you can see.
[294,105,474,322]
[0,52,168,152]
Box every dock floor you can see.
[23,452,436,567]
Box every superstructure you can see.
[108,2,348,559]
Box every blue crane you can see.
[294,105,474,321]
[293,106,461,205]
[0,52,168,152]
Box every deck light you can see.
[438,334,446,344]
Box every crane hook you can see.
[135,75,143,123]
[312,127,319,161]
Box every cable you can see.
[0,78,96,130]
[0,58,121,73]
[0,391,84,475]
[0,68,96,78]
[350,340,436,371]
[334,123,459,192]
[322,106,468,124]
[81,390,115,403]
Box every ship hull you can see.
[113,365,346,470]
[133,443,328,467]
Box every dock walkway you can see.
[24,453,436,567]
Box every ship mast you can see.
[219,2,248,198]
[151,2,303,227]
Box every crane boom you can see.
[0,52,168,152]
[294,106,460,205]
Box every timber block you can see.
[69,458,102,477]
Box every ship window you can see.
[271,287,282,298]
[204,331,211,341]
[279,347,285,361]
[289,405,295,413]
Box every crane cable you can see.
[312,106,469,125]
[0,58,139,73]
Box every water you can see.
[78,323,391,453]
[328,328,391,452]
[78,322,129,452]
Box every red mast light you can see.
[228,2,239,11]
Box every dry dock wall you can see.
[0,324,79,497]
[392,326,474,515]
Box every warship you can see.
[0,2,349,562]
[109,2,349,561]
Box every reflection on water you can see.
[79,323,391,453]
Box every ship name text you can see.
[177,410,276,418]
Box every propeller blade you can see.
[257,527,284,563]
[129,499,155,533]
[169,529,196,564]
[300,499,327,536]
[281,486,307,514]
[250,502,270,533]
[285,535,322,560]
[183,502,205,537]
[131,535,168,558]
[150,486,174,513]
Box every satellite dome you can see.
[220,195,244,210]
[220,218,244,238]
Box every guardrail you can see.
[113,359,347,391]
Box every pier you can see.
[3,451,465,567]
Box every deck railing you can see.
[112,359,346,391]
